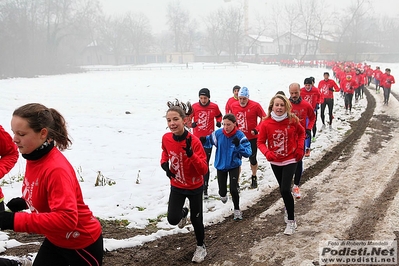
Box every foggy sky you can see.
[99,0,399,34]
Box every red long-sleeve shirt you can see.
[291,99,316,131]
[257,116,305,166]
[341,78,358,94]
[191,101,222,138]
[318,79,340,99]
[161,132,207,190]
[14,147,102,249]
[230,100,266,140]
[225,96,238,114]
[0,125,19,200]
[380,73,395,88]
[300,87,323,110]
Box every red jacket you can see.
[0,125,19,200]
[341,78,358,94]
[230,100,266,140]
[14,147,102,249]
[380,73,395,89]
[354,73,366,86]
[291,99,316,130]
[225,96,238,114]
[373,69,383,81]
[300,87,322,110]
[161,131,207,190]
[318,79,340,99]
[257,116,305,166]
[191,101,222,138]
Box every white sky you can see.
[98,0,399,33]
[0,61,375,262]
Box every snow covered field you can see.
[0,61,383,261]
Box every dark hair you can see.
[13,103,72,151]
[275,90,286,96]
[324,72,329,76]
[304,77,312,85]
[233,85,241,92]
[223,113,236,123]
[166,99,193,118]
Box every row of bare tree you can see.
[0,0,397,77]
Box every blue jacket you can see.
[203,128,251,171]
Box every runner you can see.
[317,72,340,129]
[380,68,395,105]
[161,99,208,263]
[191,88,223,198]
[300,77,322,154]
[341,74,358,114]
[257,94,305,235]
[200,114,251,220]
[225,85,240,114]
[289,83,316,199]
[230,87,266,189]
[373,66,383,93]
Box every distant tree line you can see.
[0,0,398,78]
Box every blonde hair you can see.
[267,95,299,123]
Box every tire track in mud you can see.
[111,89,377,265]
[344,90,399,241]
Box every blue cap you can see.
[238,87,249,98]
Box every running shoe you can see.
[233,210,242,221]
[192,245,207,263]
[284,220,297,235]
[220,195,228,204]
[292,185,301,199]
[305,148,311,157]
[178,207,189,229]
[250,175,258,189]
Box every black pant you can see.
[383,87,391,103]
[320,98,334,125]
[217,167,240,210]
[344,93,353,111]
[249,138,258,166]
[0,258,19,266]
[271,163,297,220]
[312,110,318,137]
[203,147,212,192]
[33,235,103,266]
[167,186,204,246]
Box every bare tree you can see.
[203,8,228,61]
[166,0,189,52]
[123,12,153,64]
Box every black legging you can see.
[217,167,240,210]
[203,147,212,192]
[249,138,258,165]
[320,98,334,125]
[271,163,297,220]
[312,110,318,137]
[33,235,103,266]
[168,186,204,246]
[383,87,391,103]
[344,93,354,111]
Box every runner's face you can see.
[238,96,249,107]
[305,84,312,90]
[166,111,185,136]
[324,74,329,80]
[272,98,286,116]
[11,115,47,154]
[289,87,300,101]
[199,95,209,105]
[233,89,240,98]
[223,119,235,134]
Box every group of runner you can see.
[160,62,394,263]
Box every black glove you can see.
[6,197,28,212]
[161,162,175,179]
[199,136,207,144]
[183,136,193,157]
[0,211,14,230]
[216,122,221,128]
[232,137,240,147]
[306,129,312,139]
[191,122,197,128]
[329,88,335,91]
[251,129,258,135]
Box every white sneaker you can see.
[284,220,297,235]
[220,195,228,204]
[192,245,207,263]
[233,209,242,220]
[17,256,33,266]
[178,207,188,229]
[292,185,301,199]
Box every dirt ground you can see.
[4,86,399,265]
